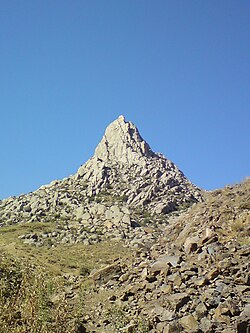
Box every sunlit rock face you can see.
[94,115,155,164]
[76,115,202,212]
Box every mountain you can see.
[0,116,201,246]
[76,115,202,209]
[0,116,249,333]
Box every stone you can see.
[105,210,113,220]
[1,118,249,333]
[236,305,250,333]
[89,263,121,283]
[195,302,207,319]
[193,276,208,287]
[206,267,220,280]
[104,220,113,229]
[75,207,87,220]
[161,309,175,321]
[163,321,182,333]
[179,314,199,332]
[141,267,148,279]
[94,115,155,164]
[122,214,131,224]
[0,116,202,241]
[184,236,199,254]
[159,284,172,294]
[214,303,231,324]
[23,204,32,212]
[166,293,190,311]
[158,254,182,267]
[199,317,213,333]
[150,260,170,275]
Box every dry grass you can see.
[0,253,82,333]
[0,222,131,276]
[0,222,132,332]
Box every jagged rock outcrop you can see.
[94,115,155,163]
[76,115,202,213]
[0,116,202,244]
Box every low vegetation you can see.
[0,222,132,332]
[0,222,130,275]
[0,253,83,333]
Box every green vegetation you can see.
[179,179,250,246]
[0,179,249,331]
[0,221,55,235]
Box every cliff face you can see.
[76,115,201,211]
[93,115,155,163]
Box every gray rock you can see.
[158,254,182,267]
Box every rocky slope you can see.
[80,179,250,333]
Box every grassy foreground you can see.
[0,253,81,333]
[0,222,131,333]
[0,222,129,275]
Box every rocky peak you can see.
[94,115,155,164]
[0,116,202,233]
[76,116,202,212]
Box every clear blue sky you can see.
[1,0,250,199]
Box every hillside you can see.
[0,116,249,333]
[75,179,250,333]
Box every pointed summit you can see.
[94,115,155,164]
[0,116,202,235]
[76,116,202,212]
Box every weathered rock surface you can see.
[76,115,202,212]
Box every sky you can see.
[1,0,250,199]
